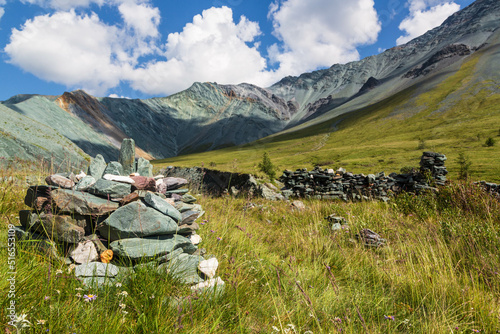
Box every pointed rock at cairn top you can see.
[119,138,135,175]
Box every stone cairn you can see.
[15,139,223,292]
[280,152,448,201]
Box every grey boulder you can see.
[98,201,178,241]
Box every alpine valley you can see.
[1,0,499,179]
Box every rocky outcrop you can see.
[404,44,472,78]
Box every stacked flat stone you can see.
[420,151,448,186]
[280,152,448,201]
[14,139,223,292]
[474,181,500,198]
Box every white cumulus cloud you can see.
[267,0,381,77]
[5,1,384,96]
[20,0,106,10]
[128,6,269,94]
[397,0,461,45]
[118,2,160,38]
[0,0,5,22]
[4,10,128,94]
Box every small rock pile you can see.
[15,139,224,292]
[419,151,447,186]
[280,152,448,201]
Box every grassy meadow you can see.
[1,160,500,333]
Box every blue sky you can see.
[0,0,474,100]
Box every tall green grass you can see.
[1,163,499,333]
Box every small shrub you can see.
[417,138,426,150]
[258,152,276,181]
[457,152,472,180]
[485,137,495,147]
[209,161,217,167]
[400,166,418,174]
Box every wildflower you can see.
[55,290,60,294]
[119,303,126,309]
[55,269,63,275]
[13,313,31,329]
[150,294,155,299]
[67,264,76,273]
[272,326,280,332]
[75,293,82,298]
[210,230,215,233]
[334,317,342,323]
[472,330,480,333]
[75,287,83,291]
[115,282,122,288]
[121,310,128,315]
[36,319,46,325]
[217,237,222,241]
[384,315,395,321]
[83,294,97,302]
[44,296,50,301]
[119,291,129,297]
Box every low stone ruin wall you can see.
[161,166,256,196]
[14,139,223,292]
[280,152,448,201]
[475,181,500,198]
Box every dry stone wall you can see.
[279,152,448,201]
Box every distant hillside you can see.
[0,0,499,171]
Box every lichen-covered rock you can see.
[119,139,135,175]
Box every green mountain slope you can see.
[154,42,500,182]
[0,103,89,169]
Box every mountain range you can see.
[0,0,499,169]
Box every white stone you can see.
[190,234,202,245]
[327,169,334,174]
[191,277,225,292]
[129,172,140,177]
[198,257,218,279]
[70,241,99,264]
[154,174,164,180]
[103,174,136,184]
[76,171,87,181]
